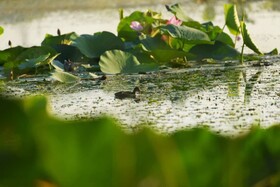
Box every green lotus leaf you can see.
[41,32,78,47]
[18,54,50,70]
[73,32,125,59]
[189,41,240,60]
[165,3,193,22]
[224,4,240,35]
[240,21,262,55]
[99,50,141,74]
[52,70,80,83]
[216,32,235,47]
[265,48,278,55]
[140,36,191,63]
[52,44,88,63]
[1,46,57,70]
[0,46,26,65]
[160,25,212,44]
[51,60,64,71]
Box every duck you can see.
[114,87,141,100]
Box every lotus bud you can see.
[130,21,144,32]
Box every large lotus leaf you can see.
[0,46,26,65]
[224,4,240,35]
[160,25,212,44]
[0,26,3,36]
[99,50,141,74]
[193,22,234,47]
[189,41,240,60]
[149,49,191,63]
[240,21,262,54]
[52,44,88,63]
[2,46,57,70]
[18,54,50,70]
[15,46,58,67]
[117,11,155,41]
[125,46,156,64]
[41,32,78,47]
[216,32,235,47]
[165,3,193,22]
[73,32,125,59]
[140,36,191,63]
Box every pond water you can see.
[2,56,280,136]
[0,0,280,136]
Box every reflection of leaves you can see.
[244,71,262,103]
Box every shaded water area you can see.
[1,0,280,136]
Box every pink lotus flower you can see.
[130,21,144,32]
[167,16,182,26]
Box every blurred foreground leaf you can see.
[0,96,280,187]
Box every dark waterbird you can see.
[114,87,141,100]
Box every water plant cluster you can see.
[0,4,277,82]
